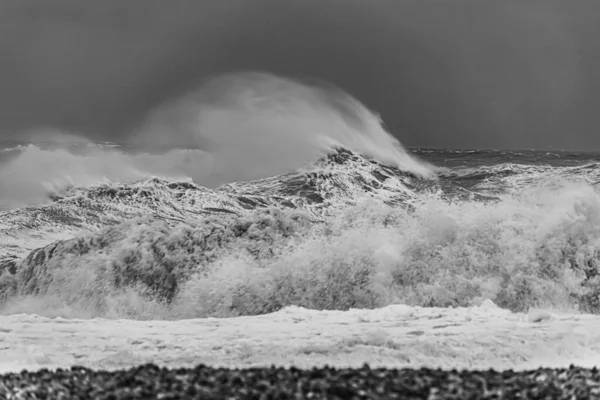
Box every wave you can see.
[0,148,426,261]
[441,162,600,196]
[0,147,488,262]
[2,72,599,321]
[0,144,217,210]
[0,72,433,209]
[133,72,435,184]
[2,149,600,320]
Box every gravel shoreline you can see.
[1,364,600,399]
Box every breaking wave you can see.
[0,144,212,210]
[133,72,435,184]
[2,149,600,320]
[1,72,599,321]
[0,72,433,209]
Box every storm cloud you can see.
[1,0,600,150]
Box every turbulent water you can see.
[1,73,600,321]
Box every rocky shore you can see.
[1,364,599,399]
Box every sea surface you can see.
[1,139,600,321]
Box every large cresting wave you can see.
[4,71,599,323]
[2,179,600,320]
[0,72,434,209]
[133,72,435,184]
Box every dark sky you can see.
[2,0,600,150]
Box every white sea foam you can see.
[2,178,600,321]
[1,302,599,373]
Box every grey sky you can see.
[1,0,600,150]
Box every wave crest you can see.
[133,72,435,185]
[0,72,433,208]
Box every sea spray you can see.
[2,177,600,319]
[134,72,435,184]
[1,73,599,320]
[0,72,434,208]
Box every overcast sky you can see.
[2,0,600,150]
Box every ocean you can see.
[2,142,600,319]
[1,74,600,377]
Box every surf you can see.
[1,72,600,324]
[2,149,600,320]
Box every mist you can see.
[2,0,600,150]
[0,73,434,209]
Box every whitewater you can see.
[1,72,600,374]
